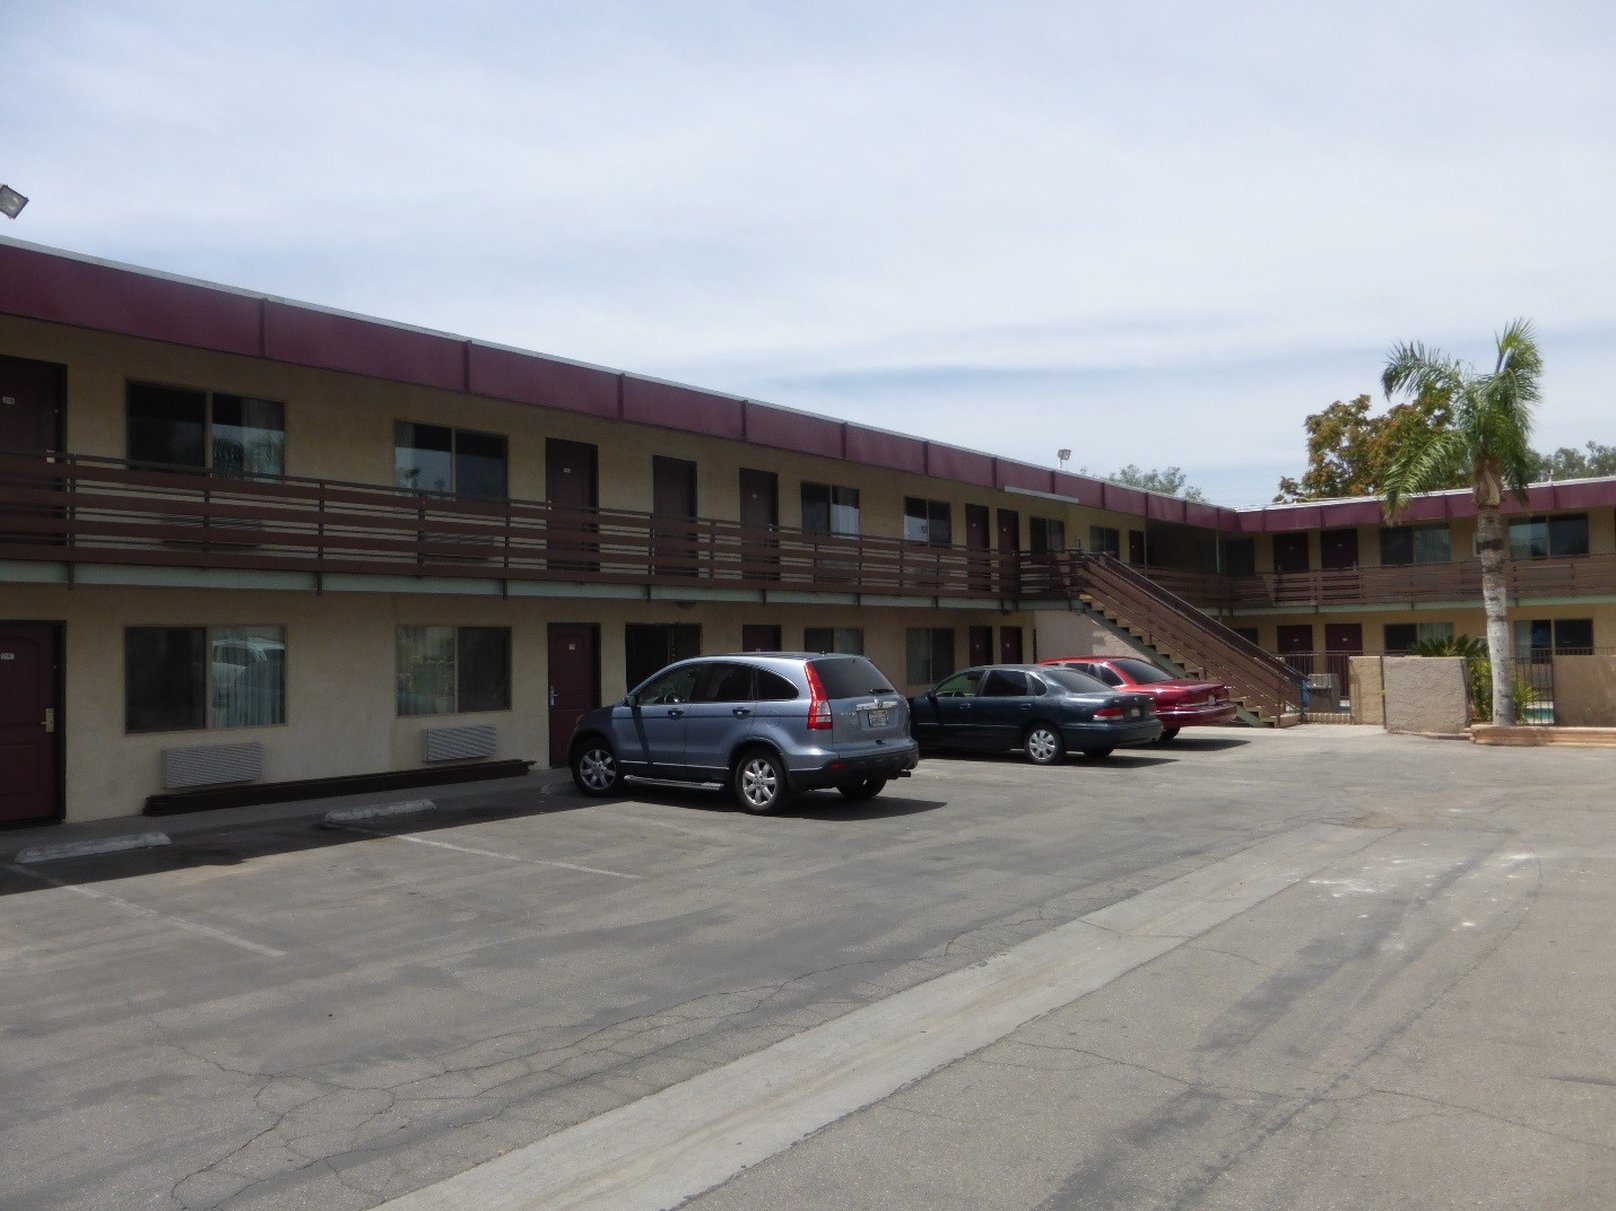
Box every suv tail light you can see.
[804,663,834,731]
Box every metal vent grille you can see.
[422,724,497,762]
[161,741,264,789]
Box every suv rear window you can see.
[807,655,894,698]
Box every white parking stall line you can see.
[334,827,641,880]
[6,864,287,958]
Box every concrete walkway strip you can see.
[14,831,172,865]
[321,799,437,825]
[379,822,1386,1211]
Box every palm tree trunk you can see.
[1475,504,1515,724]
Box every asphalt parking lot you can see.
[2,727,1612,1210]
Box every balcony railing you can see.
[0,451,1069,600]
[1139,558,1616,611]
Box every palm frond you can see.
[1383,429,1465,519]
[1381,341,1465,404]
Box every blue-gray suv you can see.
[568,652,919,813]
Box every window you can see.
[981,669,1030,697]
[904,497,952,545]
[127,383,285,477]
[1379,524,1451,566]
[1089,526,1120,558]
[1029,517,1066,555]
[801,482,860,535]
[395,422,508,499]
[803,626,864,654]
[906,627,955,685]
[625,623,701,690]
[126,625,286,733]
[1384,621,1455,652]
[396,626,511,716]
[1223,538,1256,576]
[1509,514,1588,560]
[1515,618,1594,655]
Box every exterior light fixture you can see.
[0,185,27,219]
[1057,448,1072,469]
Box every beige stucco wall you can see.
[1382,656,1470,734]
[1552,656,1616,726]
[1348,656,1386,725]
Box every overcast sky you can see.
[7,1,1613,506]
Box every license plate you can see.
[865,708,891,728]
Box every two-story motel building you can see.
[3,238,1612,825]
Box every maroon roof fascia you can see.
[469,344,620,418]
[264,301,466,392]
[926,443,995,487]
[743,403,845,459]
[845,426,927,475]
[622,376,745,440]
[0,242,263,355]
[1100,483,1148,515]
[997,460,1054,494]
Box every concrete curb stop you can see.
[15,832,173,865]
[321,799,437,826]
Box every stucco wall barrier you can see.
[1381,656,1470,736]
[1551,656,1616,727]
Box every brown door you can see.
[964,504,990,591]
[1277,624,1314,676]
[996,509,1020,597]
[739,467,778,580]
[741,624,781,652]
[998,626,1023,664]
[1128,529,1146,565]
[0,357,66,551]
[547,623,600,768]
[968,625,993,666]
[0,623,61,823]
[1324,622,1362,696]
[1321,529,1359,570]
[1273,533,1310,574]
[546,438,598,572]
[652,455,699,576]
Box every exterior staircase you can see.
[1064,553,1304,726]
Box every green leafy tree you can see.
[1274,393,1457,502]
[1098,464,1207,502]
[1533,441,1616,481]
[1381,319,1544,725]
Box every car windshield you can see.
[1041,667,1111,694]
[808,655,894,697]
[1113,658,1174,683]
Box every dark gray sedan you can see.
[909,664,1161,762]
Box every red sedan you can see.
[1038,656,1237,741]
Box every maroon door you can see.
[998,626,1024,663]
[741,625,781,652]
[739,467,778,580]
[968,625,993,666]
[546,438,598,572]
[1277,624,1315,676]
[1324,622,1363,695]
[1128,529,1146,565]
[0,624,61,823]
[1321,529,1359,570]
[547,623,600,768]
[652,455,699,576]
[0,356,63,454]
[965,504,990,591]
[996,509,1020,597]
[1273,533,1310,574]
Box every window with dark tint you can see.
[635,663,702,704]
[1089,526,1120,558]
[700,663,755,703]
[809,656,894,698]
[804,626,864,654]
[126,624,286,732]
[397,626,510,715]
[1385,623,1418,652]
[625,623,702,690]
[755,669,800,701]
[396,422,508,499]
[981,669,1029,697]
[1112,658,1171,683]
[933,670,980,697]
[905,628,954,686]
[1380,524,1450,566]
[1223,538,1256,576]
[1085,664,1123,686]
[801,482,860,535]
[904,497,952,545]
[1041,667,1111,694]
[1029,517,1065,555]
[1509,514,1588,560]
[128,383,285,477]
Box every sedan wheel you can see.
[1024,724,1066,765]
[1081,746,1114,760]
[734,749,789,814]
[1158,727,1181,743]
[571,740,622,796]
[837,777,887,801]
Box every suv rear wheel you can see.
[734,748,789,814]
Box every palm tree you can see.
[1381,319,1543,724]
